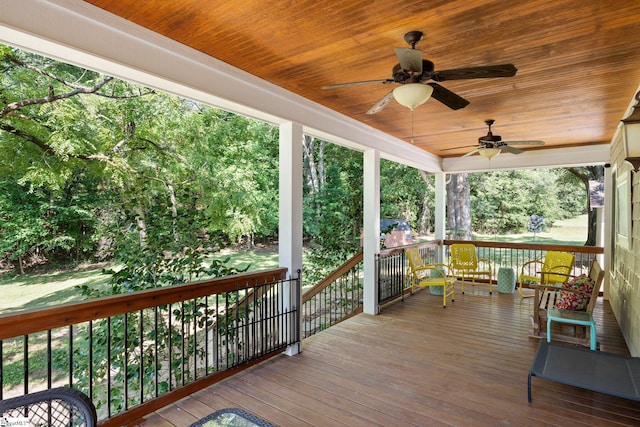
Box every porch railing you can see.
[376,240,604,307]
[299,240,441,338]
[0,268,298,426]
[0,240,605,424]
[301,251,364,339]
[378,241,440,305]
[444,240,604,279]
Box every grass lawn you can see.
[212,246,279,271]
[474,214,588,245]
[0,268,110,313]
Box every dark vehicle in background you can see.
[380,219,412,247]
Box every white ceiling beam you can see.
[442,144,610,173]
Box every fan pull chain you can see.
[410,110,415,144]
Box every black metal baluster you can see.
[68,325,73,387]
[139,309,144,404]
[23,335,28,395]
[284,280,288,345]
[234,289,240,366]
[88,321,93,401]
[296,271,302,344]
[154,306,159,397]
[335,277,339,326]
[244,283,250,361]
[205,296,209,374]
[181,301,185,386]
[107,317,112,418]
[334,277,340,323]
[193,298,197,380]
[224,292,230,368]
[252,286,258,357]
[272,284,277,349]
[168,303,173,391]
[261,286,267,353]
[0,340,3,400]
[126,313,131,409]
[47,330,52,390]
[312,290,317,339]
[215,296,220,372]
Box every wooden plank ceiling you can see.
[85,0,640,158]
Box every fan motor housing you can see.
[393,59,435,83]
[479,134,501,144]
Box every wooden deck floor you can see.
[140,287,638,427]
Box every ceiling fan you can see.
[444,119,545,159]
[322,31,517,114]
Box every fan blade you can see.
[395,48,423,74]
[366,90,395,115]
[431,64,517,81]
[502,140,545,146]
[322,79,394,89]
[441,144,479,152]
[428,83,470,110]
[500,145,524,155]
[463,148,482,157]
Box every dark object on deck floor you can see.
[188,407,276,427]
[528,341,640,403]
[0,386,97,427]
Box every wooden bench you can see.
[547,308,596,350]
[530,259,604,348]
[528,341,640,403]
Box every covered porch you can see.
[1,3,639,426]
[143,289,634,427]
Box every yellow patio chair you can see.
[449,243,493,294]
[406,248,455,308]
[518,250,575,298]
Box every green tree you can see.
[469,168,585,235]
[564,166,603,245]
[447,173,472,239]
[380,160,435,235]
[1,44,281,274]
[303,139,363,284]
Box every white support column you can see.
[279,121,303,355]
[434,172,447,262]
[363,149,381,315]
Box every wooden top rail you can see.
[379,240,440,258]
[444,240,604,254]
[303,251,363,303]
[378,239,602,258]
[0,268,288,341]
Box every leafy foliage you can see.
[0,44,279,273]
[1,42,594,281]
[469,169,586,234]
[381,160,435,234]
[303,142,363,284]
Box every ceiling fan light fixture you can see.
[478,147,501,159]
[393,83,433,110]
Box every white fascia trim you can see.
[0,0,442,173]
[307,127,442,171]
[442,144,610,173]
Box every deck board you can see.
[139,289,639,427]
